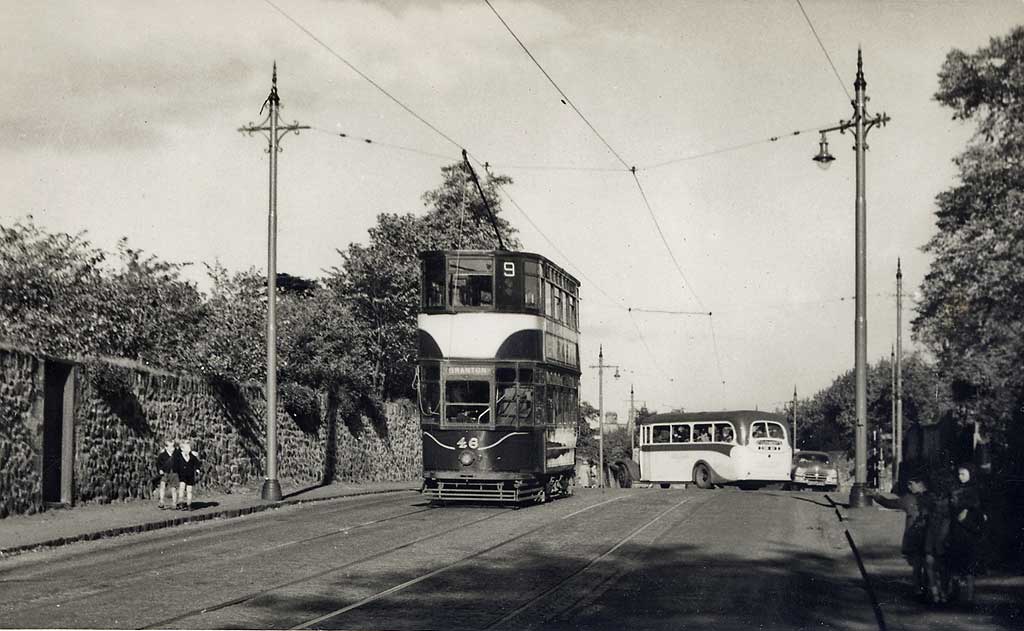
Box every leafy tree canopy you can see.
[915,25,1024,439]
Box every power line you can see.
[483,0,631,170]
[311,127,458,162]
[794,0,852,102]
[262,0,467,154]
[640,124,831,171]
[630,168,705,311]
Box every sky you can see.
[3,0,1023,422]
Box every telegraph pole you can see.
[895,259,904,486]
[238,63,309,502]
[588,346,621,489]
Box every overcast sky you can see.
[3,1,1022,421]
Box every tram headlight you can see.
[459,450,476,466]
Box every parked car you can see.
[791,451,839,491]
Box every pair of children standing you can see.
[156,439,201,510]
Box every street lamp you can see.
[814,49,890,508]
[589,346,621,489]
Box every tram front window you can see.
[445,380,491,424]
[449,258,494,308]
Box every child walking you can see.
[176,440,201,511]
[156,439,180,510]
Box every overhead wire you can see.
[311,127,458,162]
[483,0,728,396]
[795,0,852,102]
[262,0,466,155]
[483,0,631,170]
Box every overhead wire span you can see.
[795,0,852,102]
[483,0,631,170]
[640,123,832,171]
[629,307,711,316]
[312,127,458,161]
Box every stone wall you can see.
[0,345,421,517]
[0,349,42,518]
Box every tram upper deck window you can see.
[524,260,540,308]
[445,380,491,424]
[449,258,494,309]
[422,256,445,309]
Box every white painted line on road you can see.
[561,496,627,520]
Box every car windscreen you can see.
[796,453,831,464]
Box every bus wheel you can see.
[694,464,713,489]
[659,483,671,489]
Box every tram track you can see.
[288,492,712,630]
[0,493,429,612]
[140,504,517,629]
[482,494,701,630]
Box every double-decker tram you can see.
[417,249,580,504]
[638,410,792,489]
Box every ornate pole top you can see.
[855,47,866,91]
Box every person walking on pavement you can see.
[922,466,955,604]
[176,440,201,511]
[156,439,180,510]
[868,469,931,598]
[948,463,986,606]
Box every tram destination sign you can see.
[446,365,491,376]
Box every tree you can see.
[0,218,204,369]
[794,353,944,455]
[914,26,1024,443]
[577,400,599,462]
[330,162,521,399]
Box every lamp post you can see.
[238,64,309,502]
[589,346,621,489]
[812,49,890,509]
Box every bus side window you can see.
[767,422,785,439]
[693,424,712,442]
[715,423,735,443]
[671,424,690,443]
[751,422,767,439]
[653,426,671,443]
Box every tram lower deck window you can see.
[445,380,491,424]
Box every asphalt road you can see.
[0,488,883,630]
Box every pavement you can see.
[831,494,1023,630]
[0,479,420,558]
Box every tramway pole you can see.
[630,385,636,459]
[891,344,896,487]
[895,259,904,486]
[792,387,798,451]
[589,347,621,489]
[812,49,890,509]
[238,63,309,502]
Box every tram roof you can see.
[638,410,789,426]
[418,249,580,287]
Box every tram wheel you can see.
[694,464,713,489]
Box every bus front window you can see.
[445,380,491,424]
